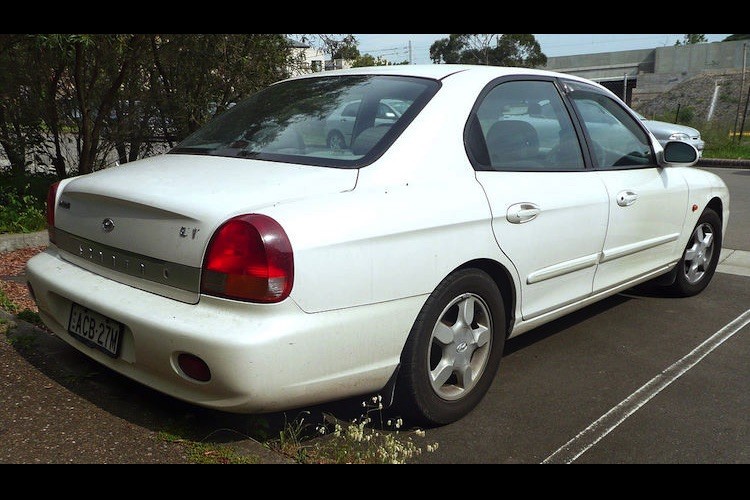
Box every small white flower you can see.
[361,401,367,407]
[387,419,392,426]
[371,396,378,403]
[377,394,382,402]
[415,429,425,437]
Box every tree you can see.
[351,53,391,68]
[0,35,47,176]
[430,34,546,67]
[675,34,708,46]
[724,34,750,41]
[148,34,291,140]
[1,34,294,177]
[314,34,360,61]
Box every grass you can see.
[698,124,750,160]
[156,427,261,465]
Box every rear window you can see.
[171,75,440,168]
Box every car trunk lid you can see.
[54,154,358,303]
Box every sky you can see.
[353,34,733,65]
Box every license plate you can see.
[68,303,123,358]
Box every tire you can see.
[326,130,346,150]
[666,207,722,297]
[395,269,506,426]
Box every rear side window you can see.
[567,85,654,168]
[466,80,585,171]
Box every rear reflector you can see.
[177,353,211,382]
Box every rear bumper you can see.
[26,247,423,413]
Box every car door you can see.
[468,78,609,321]
[564,80,689,292]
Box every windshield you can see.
[171,75,440,168]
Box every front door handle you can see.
[616,190,638,207]
[507,202,541,224]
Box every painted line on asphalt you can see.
[541,308,750,464]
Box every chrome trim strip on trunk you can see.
[55,229,201,293]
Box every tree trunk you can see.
[0,139,26,176]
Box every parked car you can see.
[633,111,705,155]
[27,65,728,426]
[324,98,406,149]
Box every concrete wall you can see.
[544,47,655,82]
[654,40,747,74]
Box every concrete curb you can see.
[0,231,48,253]
[697,158,750,169]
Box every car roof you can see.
[286,64,602,89]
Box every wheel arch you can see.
[706,196,723,223]
[456,258,516,338]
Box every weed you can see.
[17,309,43,326]
[0,289,18,314]
[156,428,260,464]
[270,395,439,464]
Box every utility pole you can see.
[409,40,413,65]
[734,42,747,142]
[623,73,628,103]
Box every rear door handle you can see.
[507,203,540,224]
[616,190,638,207]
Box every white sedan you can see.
[27,65,729,425]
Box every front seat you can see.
[485,120,539,169]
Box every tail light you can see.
[46,181,61,244]
[201,214,294,303]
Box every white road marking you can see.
[541,309,750,464]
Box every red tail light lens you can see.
[201,214,294,303]
[46,181,61,244]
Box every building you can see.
[287,38,352,75]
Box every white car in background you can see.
[27,65,728,426]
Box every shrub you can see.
[0,185,47,234]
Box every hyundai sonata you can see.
[26,65,729,425]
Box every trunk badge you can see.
[102,218,115,233]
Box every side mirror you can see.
[659,140,698,167]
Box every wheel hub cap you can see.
[428,293,492,401]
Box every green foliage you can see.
[351,53,391,68]
[17,309,43,326]
[701,123,750,159]
[156,428,260,464]
[0,289,17,314]
[0,34,294,177]
[723,34,750,42]
[430,34,546,68]
[675,34,708,46]
[0,183,46,233]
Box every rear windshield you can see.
[170,75,440,168]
